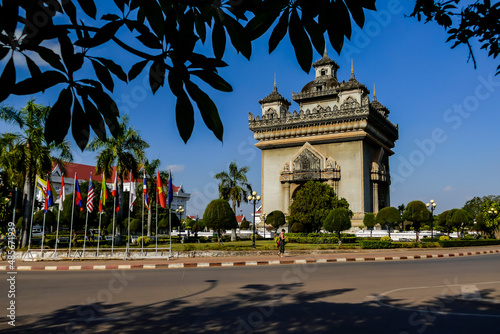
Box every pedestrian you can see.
[277,229,286,258]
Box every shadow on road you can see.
[9,284,500,333]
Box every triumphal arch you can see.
[248,54,399,225]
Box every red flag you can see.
[156,171,166,208]
[112,172,120,212]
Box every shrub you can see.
[291,222,304,233]
[136,236,151,246]
[439,235,450,241]
[380,236,392,242]
[359,241,393,249]
[438,239,500,247]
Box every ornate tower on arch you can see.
[248,54,399,226]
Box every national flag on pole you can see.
[143,170,150,210]
[36,175,47,193]
[129,171,136,211]
[75,177,83,211]
[44,175,56,213]
[112,172,120,212]
[168,170,173,208]
[59,175,66,211]
[157,170,166,208]
[87,174,94,213]
[99,173,108,213]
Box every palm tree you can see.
[0,100,73,247]
[214,161,252,240]
[87,115,149,238]
[142,158,161,236]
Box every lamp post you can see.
[426,199,437,239]
[176,206,184,235]
[247,191,261,249]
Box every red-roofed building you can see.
[235,215,246,226]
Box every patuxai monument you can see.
[249,53,399,226]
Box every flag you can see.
[112,172,120,212]
[87,174,94,212]
[36,175,47,193]
[129,171,136,211]
[99,173,108,213]
[44,175,56,213]
[59,175,66,211]
[168,170,173,208]
[143,170,150,210]
[157,170,166,208]
[75,177,83,211]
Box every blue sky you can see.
[2,1,500,218]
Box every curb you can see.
[1,249,499,271]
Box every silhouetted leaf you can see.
[114,0,127,12]
[190,70,233,92]
[24,55,42,78]
[128,59,149,81]
[32,46,65,72]
[94,57,128,82]
[77,0,97,19]
[91,59,114,92]
[175,89,194,143]
[0,47,9,61]
[194,12,207,43]
[140,0,164,38]
[185,80,223,142]
[149,59,166,94]
[188,53,228,70]
[2,1,18,34]
[223,13,252,60]
[303,15,325,55]
[289,9,312,72]
[246,9,280,41]
[0,57,15,102]
[327,1,347,54]
[84,87,120,138]
[13,71,67,95]
[79,79,103,90]
[80,93,106,141]
[102,14,121,21]
[269,8,289,53]
[75,21,121,48]
[45,87,73,145]
[212,18,226,59]
[72,98,90,151]
[345,0,365,28]
[136,31,163,49]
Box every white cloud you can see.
[167,165,185,173]
[443,186,454,192]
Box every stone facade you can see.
[248,55,398,226]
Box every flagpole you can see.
[11,187,17,248]
[41,211,47,258]
[141,172,145,255]
[83,202,89,258]
[69,172,76,255]
[27,179,37,253]
[111,190,116,256]
[97,212,102,256]
[155,192,158,255]
[128,171,132,257]
[168,170,172,258]
[55,195,61,256]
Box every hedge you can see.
[438,239,500,247]
[359,241,393,249]
[286,236,357,244]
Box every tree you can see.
[289,181,349,233]
[323,208,352,240]
[33,209,56,231]
[87,115,149,239]
[203,199,237,245]
[397,204,406,230]
[0,1,379,148]
[480,200,500,239]
[410,1,500,75]
[240,220,250,230]
[449,208,472,238]
[266,210,286,233]
[375,207,401,237]
[158,213,180,234]
[463,195,500,219]
[402,201,431,242]
[437,210,454,237]
[0,101,73,247]
[214,161,251,240]
[362,212,376,237]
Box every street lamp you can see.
[247,191,261,249]
[176,206,184,235]
[426,199,437,239]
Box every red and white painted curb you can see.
[1,249,499,271]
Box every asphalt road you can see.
[1,254,499,333]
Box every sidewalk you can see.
[1,246,499,271]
